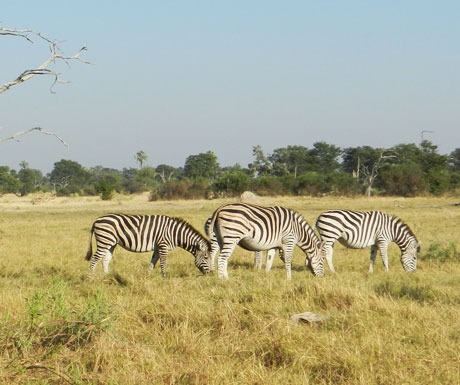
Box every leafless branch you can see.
[1,27,90,147]
[0,27,91,94]
[0,127,69,148]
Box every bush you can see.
[156,179,209,200]
[94,180,114,200]
[251,176,287,196]
[423,241,460,263]
[378,164,425,196]
[212,170,251,197]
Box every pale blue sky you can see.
[1,1,459,173]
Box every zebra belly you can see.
[238,237,278,252]
[118,241,155,253]
[337,237,375,249]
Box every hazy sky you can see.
[1,1,459,173]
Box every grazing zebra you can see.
[208,203,324,279]
[85,214,210,277]
[315,210,421,273]
[204,217,282,272]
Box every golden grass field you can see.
[0,193,459,384]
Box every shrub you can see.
[94,180,114,200]
[423,241,460,263]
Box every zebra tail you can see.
[208,206,222,241]
[85,224,94,261]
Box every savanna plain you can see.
[0,193,459,385]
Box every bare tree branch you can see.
[0,127,69,148]
[1,27,90,94]
[1,27,90,147]
[362,150,397,196]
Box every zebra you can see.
[207,203,324,279]
[314,210,421,273]
[204,217,283,272]
[85,213,211,277]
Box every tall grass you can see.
[0,194,459,384]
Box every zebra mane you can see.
[171,217,211,247]
[390,215,417,239]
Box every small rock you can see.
[290,312,328,324]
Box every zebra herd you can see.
[85,202,420,279]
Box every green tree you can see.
[184,151,219,181]
[248,145,271,176]
[0,166,20,194]
[48,159,90,194]
[449,148,460,172]
[134,150,148,169]
[155,164,177,183]
[269,146,311,177]
[212,170,251,196]
[309,141,342,173]
[18,167,43,196]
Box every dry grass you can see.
[0,193,459,384]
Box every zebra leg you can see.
[217,243,237,279]
[89,245,110,274]
[265,249,276,272]
[254,251,263,270]
[158,247,169,278]
[369,245,378,273]
[282,246,295,280]
[101,249,113,274]
[209,242,220,271]
[149,248,159,271]
[378,243,390,272]
[324,244,336,273]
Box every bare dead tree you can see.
[0,27,90,145]
[361,150,397,196]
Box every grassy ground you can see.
[0,193,459,384]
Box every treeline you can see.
[1,141,460,199]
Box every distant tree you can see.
[249,145,272,176]
[88,166,123,192]
[18,168,43,196]
[0,166,20,194]
[48,159,90,194]
[155,164,177,183]
[19,160,29,170]
[448,148,460,172]
[309,141,342,173]
[212,170,251,196]
[418,140,448,175]
[134,150,148,169]
[184,151,219,181]
[341,147,396,196]
[269,145,311,177]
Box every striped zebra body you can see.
[208,203,323,279]
[315,210,420,273]
[85,214,210,276]
[204,217,282,272]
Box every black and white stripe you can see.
[208,203,323,279]
[315,210,420,272]
[204,217,282,272]
[85,214,210,276]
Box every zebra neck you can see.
[296,219,320,253]
[391,220,414,251]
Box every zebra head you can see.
[401,240,421,272]
[305,241,325,277]
[193,242,211,275]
